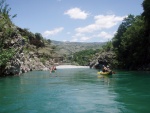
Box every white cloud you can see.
[91,31,114,42]
[71,33,91,42]
[74,33,84,37]
[75,14,125,33]
[75,24,98,33]
[64,7,89,19]
[80,36,91,41]
[71,30,114,42]
[66,14,125,42]
[71,38,78,42]
[96,31,113,39]
[43,27,64,37]
[94,15,124,28]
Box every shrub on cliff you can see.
[0,0,16,73]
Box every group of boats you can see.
[49,65,115,76]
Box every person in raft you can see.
[102,65,115,74]
[50,65,57,73]
[102,65,110,72]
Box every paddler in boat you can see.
[102,65,108,72]
[53,65,57,70]
[50,65,57,73]
[102,65,111,72]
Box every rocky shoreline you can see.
[0,27,56,76]
[3,51,56,76]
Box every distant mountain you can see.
[52,40,106,55]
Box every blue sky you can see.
[7,0,143,42]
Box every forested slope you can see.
[89,0,150,70]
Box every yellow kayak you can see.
[97,71,112,75]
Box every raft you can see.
[97,71,112,75]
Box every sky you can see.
[7,0,144,42]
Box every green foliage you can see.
[40,58,46,65]
[35,33,43,40]
[111,0,150,70]
[111,14,136,68]
[0,0,16,67]
[119,16,146,69]
[0,49,15,66]
[23,36,29,43]
[0,25,15,66]
[0,0,10,19]
[51,45,56,49]
[142,0,150,68]
[109,0,150,70]
[102,41,113,52]
[0,19,14,46]
[71,49,100,66]
[18,28,36,44]
[112,14,135,50]
[0,0,16,45]
[0,0,17,24]
[142,0,150,26]
[111,13,150,69]
[47,39,51,44]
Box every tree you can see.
[110,1,150,70]
[71,49,99,66]
[102,41,113,52]
[35,33,43,40]
[120,16,146,69]
[141,0,150,68]
[112,14,136,67]
[112,14,135,50]
[142,0,150,27]
[47,39,51,44]
[0,0,16,23]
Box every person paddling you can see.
[50,65,56,73]
[102,65,109,72]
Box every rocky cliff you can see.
[89,51,116,70]
[0,23,57,76]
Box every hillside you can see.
[52,40,106,55]
[0,8,106,76]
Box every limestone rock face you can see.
[2,30,51,76]
[89,51,116,69]
[0,16,57,76]
[5,51,52,76]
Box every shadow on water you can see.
[109,70,150,113]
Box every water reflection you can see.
[97,74,111,85]
[111,71,150,113]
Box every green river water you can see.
[0,68,150,113]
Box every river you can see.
[0,67,150,113]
